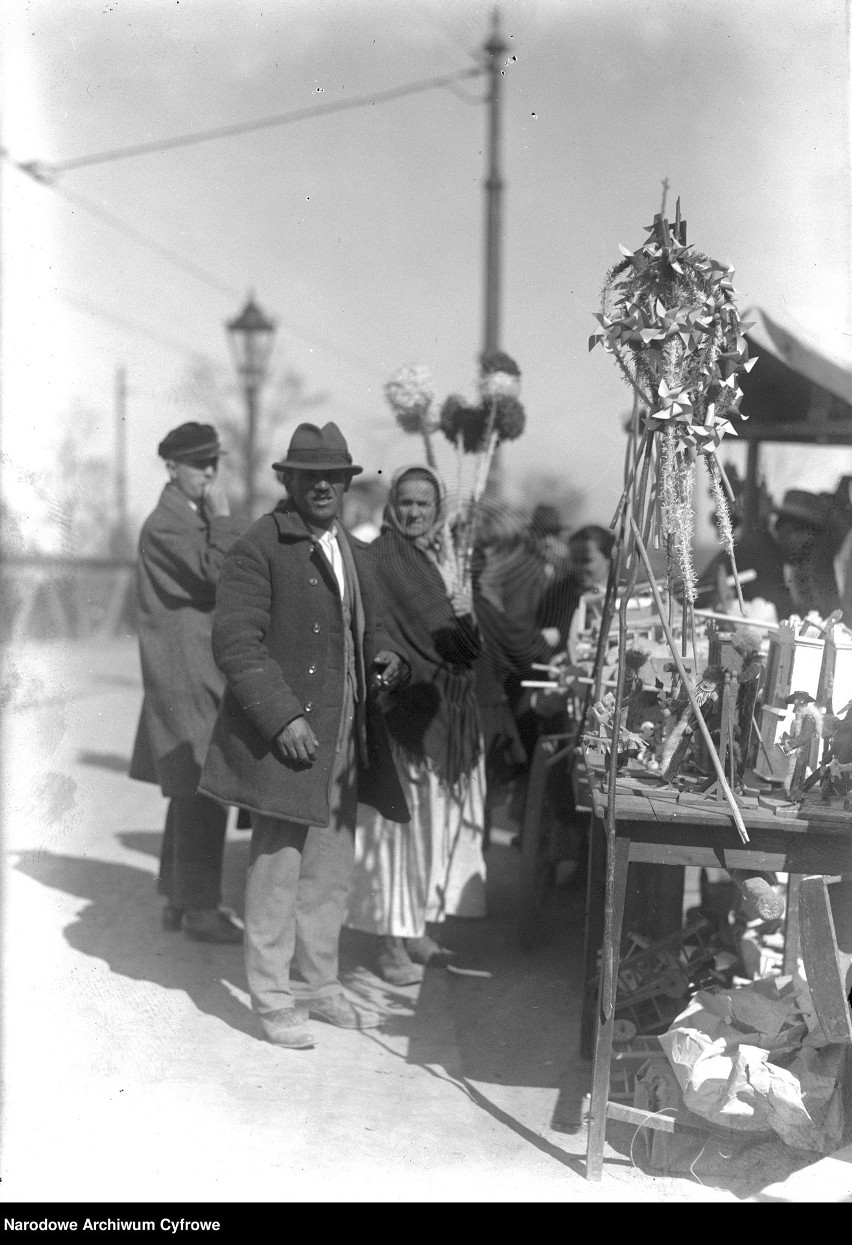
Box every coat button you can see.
[304,702,313,712]
[308,577,319,586]
[312,622,321,633]
[308,664,317,674]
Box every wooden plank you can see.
[586,834,631,1181]
[605,1102,707,1135]
[783,875,801,976]
[798,876,852,1045]
[625,830,852,876]
[628,842,788,872]
[591,788,851,834]
[580,812,606,1061]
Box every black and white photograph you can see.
[1,0,851,1209]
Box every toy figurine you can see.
[778,691,824,801]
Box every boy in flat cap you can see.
[130,422,245,941]
[200,422,410,1048]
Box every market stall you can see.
[530,206,852,1181]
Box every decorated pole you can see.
[587,199,759,832]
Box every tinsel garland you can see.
[706,456,734,560]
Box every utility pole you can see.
[482,6,507,497]
[112,364,130,557]
[483,6,506,357]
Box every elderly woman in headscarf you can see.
[346,464,487,986]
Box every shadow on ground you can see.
[340,835,595,1163]
[12,820,593,1149]
[12,841,258,1040]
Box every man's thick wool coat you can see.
[129,483,244,797]
[199,503,409,827]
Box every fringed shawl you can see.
[372,524,482,790]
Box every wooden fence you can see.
[1,556,137,643]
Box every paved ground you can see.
[0,638,824,1203]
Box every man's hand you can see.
[276,716,319,764]
[371,650,408,694]
[202,480,231,518]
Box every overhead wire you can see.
[3,157,388,379]
[2,61,487,381]
[51,179,241,299]
[19,66,485,178]
[54,287,217,362]
[407,0,482,70]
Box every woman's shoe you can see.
[376,936,424,986]
[406,934,455,966]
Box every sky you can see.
[1,0,850,548]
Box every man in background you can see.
[129,422,245,942]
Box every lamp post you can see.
[225,292,276,519]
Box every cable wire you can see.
[3,165,388,378]
[407,0,482,70]
[54,288,217,362]
[20,66,485,178]
[52,180,240,299]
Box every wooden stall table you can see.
[583,776,852,1182]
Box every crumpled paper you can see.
[658,975,845,1152]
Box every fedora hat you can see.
[272,422,362,475]
[772,489,831,530]
[158,422,224,463]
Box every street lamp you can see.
[225,292,277,519]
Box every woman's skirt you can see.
[346,745,487,939]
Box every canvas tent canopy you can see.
[739,307,852,443]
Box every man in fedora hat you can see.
[772,488,842,619]
[200,422,410,1048]
[130,422,246,942]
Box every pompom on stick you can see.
[439,395,488,453]
[384,363,438,467]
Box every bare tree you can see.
[33,405,118,557]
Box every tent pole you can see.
[743,440,761,529]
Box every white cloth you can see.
[834,526,852,599]
[317,525,346,599]
[346,750,488,939]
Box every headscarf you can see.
[371,464,481,788]
[381,464,459,598]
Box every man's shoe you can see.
[182,908,244,944]
[162,904,184,932]
[376,936,424,987]
[306,994,382,1029]
[261,1008,315,1049]
[405,934,455,966]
